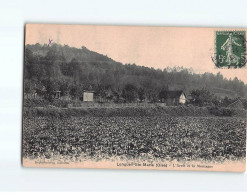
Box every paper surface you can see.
[23,24,246,172]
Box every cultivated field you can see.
[22,114,246,163]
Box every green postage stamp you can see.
[215,31,246,68]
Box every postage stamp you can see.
[215,31,246,68]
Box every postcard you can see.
[22,24,246,172]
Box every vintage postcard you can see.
[22,24,246,172]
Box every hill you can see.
[24,43,247,102]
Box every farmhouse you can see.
[160,90,186,105]
[228,99,245,109]
[83,90,94,102]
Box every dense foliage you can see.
[23,116,246,162]
[23,105,246,118]
[24,43,247,103]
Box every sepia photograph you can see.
[22,24,246,172]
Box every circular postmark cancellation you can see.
[212,31,246,69]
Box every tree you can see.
[70,84,83,100]
[24,79,34,94]
[122,84,138,102]
[59,79,71,97]
[24,43,247,106]
[221,96,232,107]
[159,85,169,102]
[138,88,146,102]
[190,88,213,106]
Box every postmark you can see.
[214,31,246,68]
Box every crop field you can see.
[22,115,246,163]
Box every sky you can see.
[25,24,247,84]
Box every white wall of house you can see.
[179,93,186,104]
[83,92,94,102]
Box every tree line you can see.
[24,43,247,104]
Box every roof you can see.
[165,90,185,99]
[228,99,245,109]
[83,90,95,93]
[239,97,247,104]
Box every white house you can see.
[83,91,94,102]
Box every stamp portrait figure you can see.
[221,33,242,65]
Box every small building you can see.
[53,90,61,99]
[160,90,186,105]
[24,90,37,99]
[83,90,94,102]
[228,99,245,109]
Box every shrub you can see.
[207,106,235,117]
[23,104,245,118]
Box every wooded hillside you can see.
[24,43,247,102]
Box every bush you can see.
[23,104,245,118]
[24,99,50,107]
[24,98,76,108]
[207,106,235,117]
[24,105,212,118]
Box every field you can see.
[22,113,246,163]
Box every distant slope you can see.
[211,87,239,99]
